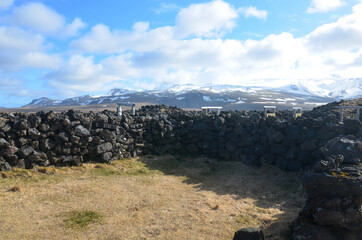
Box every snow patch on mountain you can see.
[203,96,211,101]
[108,88,138,96]
[22,78,361,109]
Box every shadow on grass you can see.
[138,154,306,240]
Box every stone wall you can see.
[0,105,361,171]
[292,136,362,240]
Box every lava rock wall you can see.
[292,136,362,240]
[0,105,361,172]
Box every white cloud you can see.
[0,26,61,70]
[70,23,174,54]
[10,2,64,34]
[70,24,121,53]
[238,6,267,20]
[3,0,357,98]
[306,3,362,51]
[153,2,179,14]
[0,0,14,10]
[58,1,362,93]
[71,1,267,55]
[174,0,239,38]
[6,2,85,37]
[0,75,22,94]
[63,18,86,37]
[307,0,344,13]
[48,55,103,82]
[46,55,116,94]
[0,26,45,52]
[132,21,149,32]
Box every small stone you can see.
[0,138,9,149]
[96,142,113,154]
[100,129,115,142]
[62,118,71,126]
[1,146,18,158]
[63,156,73,162]
[0,162,12,171]
[101,152,112,162]
[18,145,35,157]
[74,125,90,137]
[28,128,41,140]
[38,123,49,132]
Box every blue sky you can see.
[0,0,361,107]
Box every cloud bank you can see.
[0,0,361,102]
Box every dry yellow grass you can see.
[0,156,305,240]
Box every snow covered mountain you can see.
[25,97,62,107]
[23,78,361,110]
[278,78,362,99]
[108,88,138,96]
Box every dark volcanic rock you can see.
[18,145,35,157]
[292,136,362,240]
[96,142,113,154]
[0,161,12,171]
[101,152,112,162]
[323,136,362,164]
[0,138,9,148]
[74,125,91,137]
[233,227,264,240]
[343,119,360,135]
[1,146,18,158]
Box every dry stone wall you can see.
[0,105,361,171]
[292,136,362,240]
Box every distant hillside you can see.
[22,78,362,110]
[23,85,338,111]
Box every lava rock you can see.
[96,142,113,154]
[0,138,9,149]
[74,125,91,137]
[18,145,35,157]
[1,146,18,158]
[323,136,362,164]
[233,227,264,240]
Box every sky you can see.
[0,0,362,107]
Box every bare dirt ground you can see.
[0,156,305,240]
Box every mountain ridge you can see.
[22,79,362,110]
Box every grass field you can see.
[0,156,305,240]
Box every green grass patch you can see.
[92,159,161,177]
[64,210,103,228]
[90,165,120,176]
